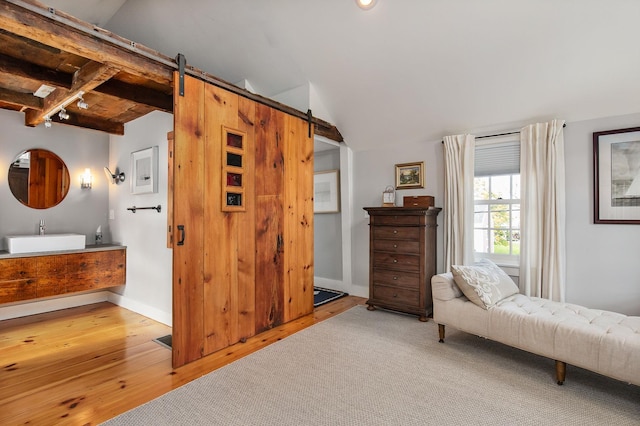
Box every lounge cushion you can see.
[451,259,519,309]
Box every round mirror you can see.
[7,149,70,209]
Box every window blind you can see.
[474,139,520,176]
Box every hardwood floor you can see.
[0,296,366,425]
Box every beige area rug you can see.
[103,306,640,425]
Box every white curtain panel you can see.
[443,134,475,271]
[519,119,566,301]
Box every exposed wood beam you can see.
[49,113,124,135]
[25,61,118,126]
[94,80,173,113]
[0,0,173,85]
[0,53,72,89]
[0,86,42,110]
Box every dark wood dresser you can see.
[364,207,441,321]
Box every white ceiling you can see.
[45,0,640,151]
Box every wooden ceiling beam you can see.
[94,80,173,113]
[0,86,42,110]
[0,53,72,89]
[49,113,124,135]
[0,0,173,85]
[25,61,119,126]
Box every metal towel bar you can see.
[127,205,161,213]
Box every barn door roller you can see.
[176,53,187,97]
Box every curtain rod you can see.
[441,123,566,143]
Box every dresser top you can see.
[364,206,441,215]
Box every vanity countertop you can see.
[0,244,126,259]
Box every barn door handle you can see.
[177,225,185,246]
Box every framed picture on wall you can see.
[314,169,340,213]
[131,146,159,194]
[593,126,640,224]
[395,161,424,189]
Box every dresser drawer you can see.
[372,269,420,290]
[372,284,419,307]
[372,252,420,272]
[373,215,421,226]
[373,226,420,241]
[373,239,419,254]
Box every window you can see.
[473,137,520,265]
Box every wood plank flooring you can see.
[0,295,365,425]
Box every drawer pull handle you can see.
[393,230,398,234]
[393,244,397,248]
[393,259,398,263]
[393,276,398,280]
[393,293,398,298]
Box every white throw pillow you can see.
[451,259,519,309]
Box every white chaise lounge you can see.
[431,261,640,386]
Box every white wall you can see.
[107,111,173,325]
[564,113,640,315]
[349,113,640,315]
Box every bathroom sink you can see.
[5,233,86,254]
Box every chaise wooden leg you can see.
[438,324,445,343]
[555,360,566,385]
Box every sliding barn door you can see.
[172,73,314,368]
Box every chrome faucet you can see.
[39,219,45,235]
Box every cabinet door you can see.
[36,255,67,297]
[0,258,37,303]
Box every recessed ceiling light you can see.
[356,0,377,10]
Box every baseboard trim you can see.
[0,292,110,321]
[107,293,172,326]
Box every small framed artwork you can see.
[395,161,424,189]
[131,146,159,194]
[593,126,640,224]
[314,169,340,213]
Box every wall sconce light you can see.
[81,168,92,189]
[355,0,377,10]
[104,166,126,184]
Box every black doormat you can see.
[314,287,348,307]
[153,334,172,350]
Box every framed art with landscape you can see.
[395,161,424,189]
[593,126,640,224]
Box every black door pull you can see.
[177,225,185,246]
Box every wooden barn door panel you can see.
[172,72,206,368]
[202,84,257,355]
[255,104,285,332]
[283,115,314,321]
[235,96,257,341]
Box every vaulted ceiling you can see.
[2,0,640,151]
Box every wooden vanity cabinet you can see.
[0,248,126,304]
[364,207,441,321]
